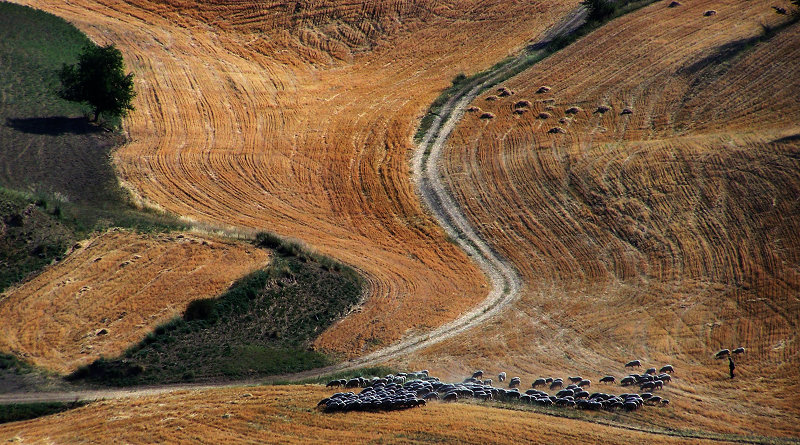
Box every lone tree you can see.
[58,44,135,122]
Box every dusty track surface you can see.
[411,0,800,438]
[0,385,734,444]
[0,229,268,373]
[11,0,578,359]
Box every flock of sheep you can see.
[318,360,677,413]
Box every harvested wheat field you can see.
[406,0,800,438]
[0,229,268,373]
[0,385,726,444]
[11,0,583,357]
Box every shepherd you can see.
[729,356,735,379]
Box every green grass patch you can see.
[68,236,364,386]
[0,401,87,424]
[0,4,186,292]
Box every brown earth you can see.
[11,0,580,357]
[408,0,800,438]
[0,229,269,373]
[0,385,730,444]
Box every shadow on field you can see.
[5,116,102,135]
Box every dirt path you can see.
[0,7,587,406]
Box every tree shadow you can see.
[5,116,103,135]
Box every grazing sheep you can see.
[646,367,657,375]
[578,379,591,388]
[532,378,547,388]
[565,106,582,115]
[480,112,495,119]
[485,95,498,101]
[483,379,493,385]
[568,376,583,383]
[509,377,521,388]
[733,347,745,355]
[620,376,636,386]
[537,112,551,119]
[472,370,484,379]
[715,349,731,359]
[653,380,663,390]
[498,372,507,382]
[467,106,481,113]
[547,127,566,134]
[599,376,615,384]
[640,381,656,391]
[513,108,528,115]
[625,360,642,368]
[550,379,564,390]
[621,108,633,115]
[658,374,672,383]
[661,399,670,406]
[595,105,611,113]
[668,1,680,7]
[536,86,551,94]
[545,377,554,384]
[558,117,569,124]
[326,380,341,387]
[704,10,717,16]
[773,6,787,14]
[659,365,674,374]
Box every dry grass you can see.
[0,229,269,373]
[0,385,731,444]
[426,0,800,438]
[12,0,579,357]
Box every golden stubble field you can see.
[0,229,268,373]
[0,385,727,444]
[11,0,583,357]
[408,0,800,437]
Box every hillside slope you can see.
[0,385,729,444]
[418,0,800,437]
[0,230,269,374]
[13,0,579,356]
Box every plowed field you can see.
[0,385,727,444]
[0,230,268,373]
[418,0,800,437]
[12,0,582,357]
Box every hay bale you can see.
[514,100,532,109]
[480,112,495,119]
[536,86,551,94]
[668,1,681,7]
[467,106,481,113]
[548,126,566,134]
[621,107,633,115]
[537,112,551,119]
[513,108,528,115]
[704,10,716,16]
[565,106,582,115]
[595,105,611,113]
[485,95,498,101]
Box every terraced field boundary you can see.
[0,0,667,403]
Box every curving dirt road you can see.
[0,6,587,405]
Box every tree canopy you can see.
[58,44,135,122]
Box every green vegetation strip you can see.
[0,401,87,425]
[414,0,660,144]
[0,4,186,292]
[68,233,364,386]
